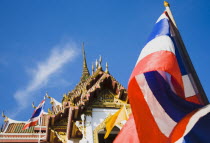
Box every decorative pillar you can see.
[85,115,93,143]
[75,114,92,143]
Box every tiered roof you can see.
[0,114,47,142]
[5,123,34,133]
[46,45,129,142]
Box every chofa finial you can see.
[164,1,170,7]
[46,92,51,99]
[32,102,37,109]
[2,111,8,122]
[45,92,49,98]
[2,111,6,118]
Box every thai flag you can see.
[22,99,45,130]
[127,11,207,142]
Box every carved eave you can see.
[47,69,128,140]
[66,72,128,117]
[61,68,128,110]
[47,55,129,142]
[62,68,103,105]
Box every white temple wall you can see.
[86,108,118,143]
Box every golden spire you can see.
[81,42,90,82]
[164,1,170,7]
[82,42,88,69]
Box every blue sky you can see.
[0,0,210,123]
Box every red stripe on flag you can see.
[128,51,185,142]
[22,120,38,130]
[169,110,197,142]
[186,95,202,105]
[130,51,184,98]
[128,77,167,142]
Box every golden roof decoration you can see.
[92,62,94,75]
[105,62,109,73]
[32,102,36,109]
[81,42,90,82]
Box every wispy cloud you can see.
[12,42,78,116]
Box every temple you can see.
[0,44,130,143]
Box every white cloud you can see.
[13,42,78,116]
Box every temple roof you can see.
[1,114,47,134]
[45,46,129,142]
[52,43,128,111]
[4,123,35,133]
[62,66,127,107]
[46,46,128,119]
[0,113,47,142]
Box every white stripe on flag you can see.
[135,74,176,137]
[29,116,41,122]
[136,35,175,66]
[156,12,169,23]
[36,101,45,109]
[182,74,196,98]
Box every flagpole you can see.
[164,1,177,27]
[164,1,209,105]
[38,116,42,143]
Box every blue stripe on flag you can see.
[32,107,42,118]
[144,71,202,122]
[184,113,210,143]
[171,37,188,75]
[147,18,170,43]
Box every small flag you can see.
[104,105,128,139]
[22,99,45,130]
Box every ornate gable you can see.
[46,45,129,143]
